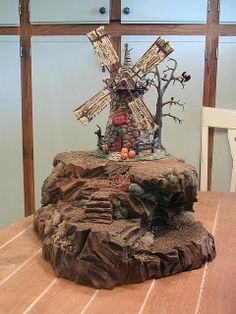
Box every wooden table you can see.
[0,192,235,314]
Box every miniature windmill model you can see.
[74,26,174,153]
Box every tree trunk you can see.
[154,96,163,149]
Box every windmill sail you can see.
[87,26,120,72]
[74,89,111,125]
[132,36,174,77]
[128,97,156,132]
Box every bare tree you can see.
[149,58,190,149]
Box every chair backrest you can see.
[200,107,236,192]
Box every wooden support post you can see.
[203,0,220,190]
[20,0,35,216]
[110,0,121,21]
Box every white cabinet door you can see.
[212,37,236,192]
[0,0,19,26]
[121,0,207,24]
[0,36,24,228]
[31,36,108,208]
[121,35,205,173]
[220,0,236,24]
[30,0,110,24]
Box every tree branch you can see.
[155,65,161,92]
[162,98,185,110]
[161,58,178,94]
[162,113,183,124]
[150,65,161,92]
[171,77,186,89]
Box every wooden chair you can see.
[200,107,236,192]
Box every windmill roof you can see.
[123,43,134,70]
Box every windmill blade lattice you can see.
[87,26,120,73]
[74,89,111,125]
[132,36,174,77]
[128,97,156,132]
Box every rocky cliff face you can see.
[34,151,216,289]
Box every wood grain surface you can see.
[0,192,235,314]
[0,216,32,248]
[197,193,236,314]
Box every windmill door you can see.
[114,137,122,151]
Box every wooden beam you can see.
[20,0,35,216]
[30,23,207,36]
[0,28,19,35]
[110,0,121,21]
[219,24,236,36]
[202,0,220,190]
[203,1,219,107]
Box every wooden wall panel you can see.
[31,36,108,208]
[0,36,24,228]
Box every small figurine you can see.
[181,71,191,82]
[94,125,104,150]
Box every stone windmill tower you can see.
[74,26,174,153]
[103,43,151,151]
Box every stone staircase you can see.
[84,193,113,224]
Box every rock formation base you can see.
[33,151,216,289]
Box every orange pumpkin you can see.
[121,152,128,160]
[121,147,128,154]
[128,149,136,158]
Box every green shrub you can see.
[71,199,87,208]
[182,168,191,177]
[162,168,179,186]
[113,206,129,220]
[162,168,173,177]
[112,198,128,220]
[162,168,174,181]
[112,199,121,208]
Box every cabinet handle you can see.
[99,7,106,14]
[123,7,130,15]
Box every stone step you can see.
[86,201,112,208]
[85,212,112,220]
[84,193,113,224]
[84,213,112,224]
[90,193,111,200]
[91,196,111,202]
[85,207,112,214]
[84,218,112,224]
